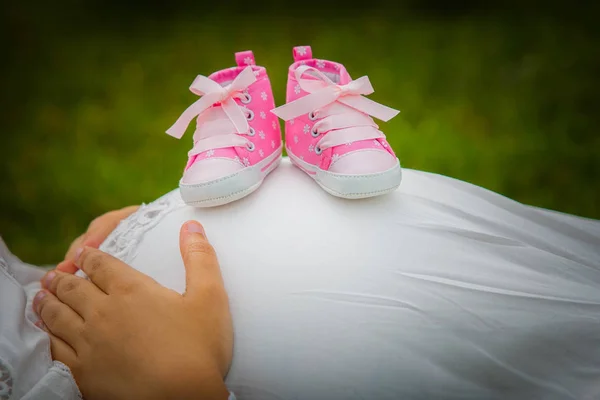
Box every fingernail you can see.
[82,237,101,249]
[55,261,68,272]
[56,260,78,273]
[43,272,56,289]
[35,320,46,330]
[33,291,47,313]
[187,221,206,237]
[74,247,83,262]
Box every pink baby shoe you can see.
[271,46,402,199]
[166,51,283,207]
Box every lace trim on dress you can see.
[52,362,84,399]
[0,239,17,281]
[0,259,16,282]
[99,190,186,264]
[0,357,13,400]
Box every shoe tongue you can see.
[193,107,236,139]
[336,65,352,85]
[191,106,240,160]
[301,60,352,85]
[198,106,228,123]
[208,66,240,87]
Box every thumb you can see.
[179,220,225,299]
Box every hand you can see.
[33,221,233,400]
[57,205,139,273]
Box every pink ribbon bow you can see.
[271,66,399,122]
[166,67,257,139]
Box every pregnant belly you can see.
[96,161,600,400]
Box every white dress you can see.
[0,239,81,400]
[3,158,600,400]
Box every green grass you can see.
[1,9,598,264]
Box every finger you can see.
[76,246,154,294]
[56,259,78,274]
[42,270,105,318]
[64,206,139,262]
[65,233,86,261]
[82,219,116,249]
[34,290,84,348]
[179,221,225,299]
[84,206,140,248]
[117,205,140,217]
[35,320,78,365]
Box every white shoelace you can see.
[166,67,257,156]
[271,66,399,153]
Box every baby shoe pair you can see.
[167,46,402,207]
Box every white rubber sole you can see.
[287,147,402,199]
[180,146,283,207]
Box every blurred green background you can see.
[1,1,599,265]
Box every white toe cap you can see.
[328,150,398,175]
[181,158,244,184]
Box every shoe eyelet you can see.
[248,127,256,136]
[311,128,320,138]
[315,145,323,155]
[246,142,255,151]
[246,109,255,121]
[308,111,318,121]
[241,93,252,104]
